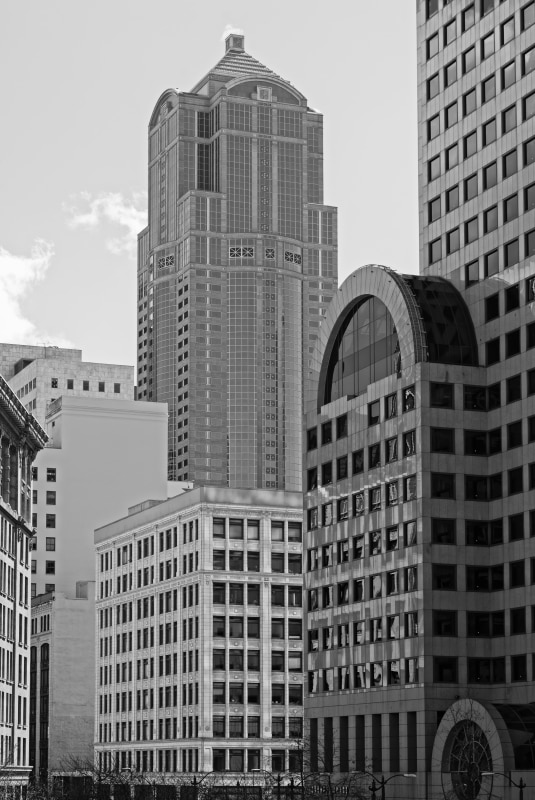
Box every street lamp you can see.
[481,771,526,800]
[351,771,416,800]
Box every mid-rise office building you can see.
[137,33,337,486]
[0,374,47,789]
[30,581,96,779]
[95,487,304,778]
[31,395,169,596]
[302,3,535,799]
[1,344,133,426]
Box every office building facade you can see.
[1,344,134,427]
[137,33,337,487]
[94,487,304,777]
[302,3,535,799]
[0,375,47,789]
[30,582,96,780]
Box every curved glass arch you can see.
[324,297,400,405]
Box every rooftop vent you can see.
[225,33,245,52]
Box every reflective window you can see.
[324,297,399,405]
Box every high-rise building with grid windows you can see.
[301,3,535,800]
[137,33,337,487]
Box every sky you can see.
[0,1,418,368]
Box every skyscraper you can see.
[302,3,535,799]
[137,33,337,488]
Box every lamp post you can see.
[350,771,416,800]
[481,771,526,800]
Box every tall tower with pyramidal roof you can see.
[136,33,338,488]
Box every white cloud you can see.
[0,240,71,346]
[220,24,244,42]
[65,191,147,259]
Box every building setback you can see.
[137,33,338,488]
[0,374,47,789]
[302,3,535,799]
[94,487,304,778]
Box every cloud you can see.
[220,24,244,42]
[0,240,71,346]
[65,191,147,259]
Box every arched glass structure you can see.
[324,297,400,405]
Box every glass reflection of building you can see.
[137,33,337,488]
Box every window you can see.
[464,132,477,159]
[510,560,525,587]
[369,443,381,469]
[321,462,332,486]
[483,161,497,189]
[506,328,521,357]
[428,155,441,181]
[46,468,56,482]
[509,467,524,495]
[507,374,521,403]
[404,475,417,502]
[503,149,518,177]
[504,194,518,222]
[336,414,347,439]
[431,473,455,499]
[385,392,397,418]
[321,421,332,445]
[523,1,535,30]
[484,206,498,234]
[403,386,415,411]
[427,74,440,100]
[463,4,475,30]
[502,15,515,44]
[465,173,478,200]
[524,91,535,121]
[486,338,500,365]
[507,421,522,449]
[433,564,456,590]
[98,382,105,392]
[426,0,438,17]
[484,250,499,278]
[463,89,476,118]
[430,382,454,408]
[428,114,440,141]
[434,657,458,683]
[444,19,456,45]
[431,427,454,453]
[526,184,535,212]
[432,518,456,544]
[512,655,527,682]
[505,240,519,268]
[483,118,496,146]
[386,436,398,463]
[427,33,439,59]
[445,60,457,87]
[429,238,442,263]
[446,102,458,128]
[503,104,517,133]
[45,514,56,529]
[368,400,380,425]
[82,380,89,391]
[45,537,55,551]
[465,217,478,244]
[527,230,535,258]
[45,561,55,575]
[482,75,496,103]
[306,428,317,451]
[429,196,441,222]
[433,610,457,636]
[481,0,493,16]
[463,47,476,74]
[352,449,364,474]
[336,456,348,481]
[482,32,494,59]
[509,514,524,542]
[446,144,458,170]
[447,185,460,212]
[46,490,56,505]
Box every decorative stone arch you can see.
[225,74,306,104]
[430,699,515,800]
[310,264,427,412]
[148,89,179,130]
